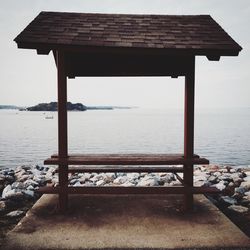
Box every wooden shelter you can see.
[14,12,242,212]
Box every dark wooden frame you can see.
[13,12,243,214]
[38,49,221,212]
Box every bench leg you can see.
[184,164,193,210]
[58,164,68,212]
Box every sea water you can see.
[0,108,249,168]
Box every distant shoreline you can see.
[0,103,136,111]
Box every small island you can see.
[27,102,87,111]
[25,102,134,111]
[0,102,135,111]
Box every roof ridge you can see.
[40,10,211,18]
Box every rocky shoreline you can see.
[0,164,250,241]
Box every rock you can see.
[90,174,103,183]
[158,174,174,185]
[233,177,243,184]
[0,184,4,193]
[0,176,5,185]
[79,176,87,184]
[4,175,15,183]
[15,169,26,179]
[228,205,249,213]
[213,171,222,177]
[220,196,237,205]
[18,174,31,182]
[208,165,220,172]
[241,197,250,206]
[208,175,218,184]
[6,210,24,217]
[96,180,106,186]
[215,181,226,191]
[0,200,7,213]
[137,176,159,187]
[228,182,235,188]
[2,184,12,198]
[231,172,245,179]
[232,192,244,201]
[35,165,44,171]
[33,175,45,185]
[73,182,83,187]
[82,182,95,187]
[121,181,136,187]
[240,180,250,191]
[126,173,140,180]
[69,178,79,185]
[219,173,232,182]
[243,172,250,182]
[4,190,24,200]
[20,165,32,171]
[22,190,35,198]
[113,176,128,185]
[103,173,116,183]
[83,173,92,180]
[195,180,211,187]
[11,182,24,190]
[235,187,246,195]
[27,185,35,190]
[244,191,250,198]
[23,179,39,188]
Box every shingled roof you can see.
[14,11,242,57]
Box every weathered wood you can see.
[44,154,209,165]
[37,186,221,195]
[57,50,68,212]
[66,53,191,77]
[55,165,184,173]
[184,56,195,210]
[51,153,200,158]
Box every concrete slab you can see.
[4,194,250,250]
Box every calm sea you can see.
[0,108,250,168]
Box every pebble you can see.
[137,176,159,186]
[0,200,7,213]
[228,205,249,213]
[2,184,12,198]
[215,182,226,191]
[22,190,35,199]
[240,180,250,190]
[113,176,128,185]
[220,196,237,205]
[6,210,24,217]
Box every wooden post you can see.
[184,56,195,210]
[57,50,68,212]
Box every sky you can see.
[0,0,249,109]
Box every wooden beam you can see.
[51,153,200,158]
[54,165,184,173]
[184,56,195,210]
[57,50,68,212]
[37,186,221,195]
[36,48,50,55]
[206,55,220,61]
[44,154,209,166]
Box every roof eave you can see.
[15,41,241,58]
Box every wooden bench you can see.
[40,153,220,196]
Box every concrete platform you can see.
[4,194,250,250]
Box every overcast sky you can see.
[0,0,249,109]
